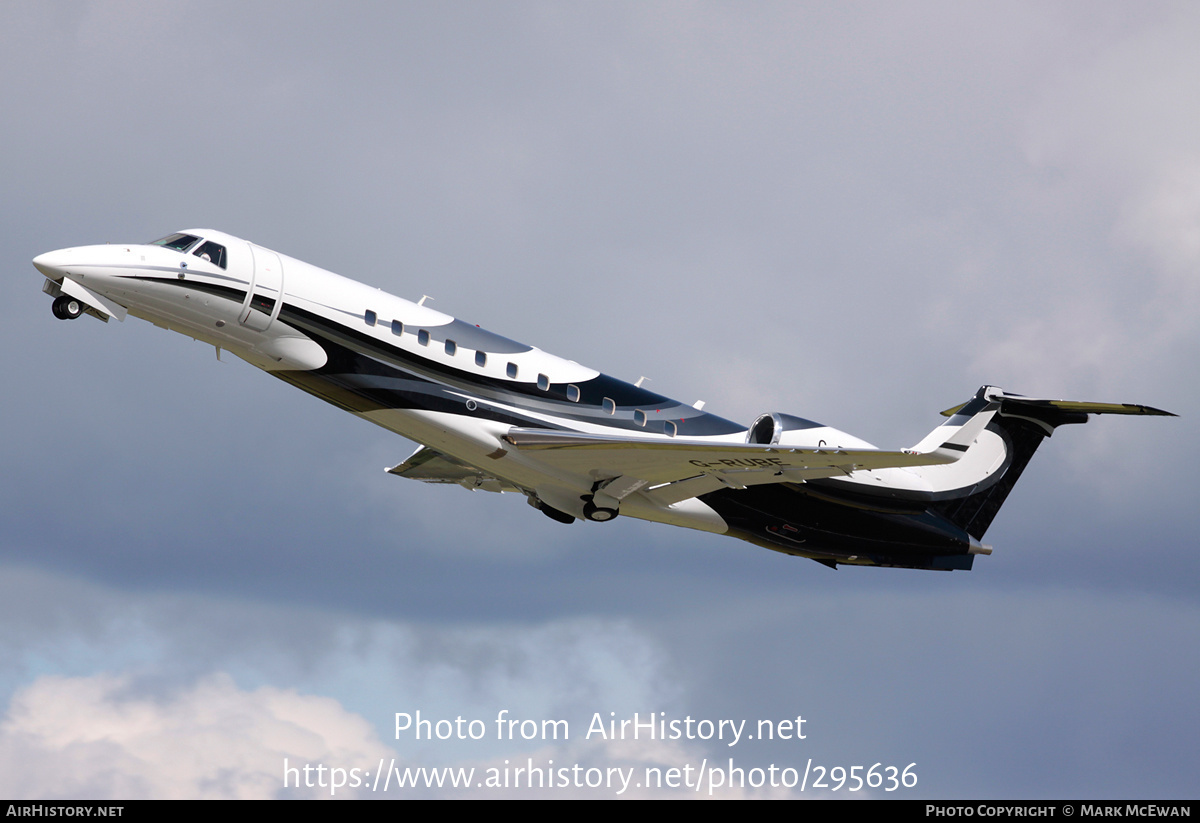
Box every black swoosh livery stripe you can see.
[127,274,745,436]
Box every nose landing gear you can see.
[51,295,84,320]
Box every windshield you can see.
[149,233,201,252]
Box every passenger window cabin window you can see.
[364,309,377,326]
[506,362,518,379]
[391,320,403,336]
[602,398,615,415]
[445,340,457,356]
[567,384,580,402]
[418,329,430,346]
[537,374,550,391]
[475,351,487,367]
[192,241,227,269]
[634,410,647,427]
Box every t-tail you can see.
[907,385,1175,539]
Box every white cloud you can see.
[0,647,785,798]
[0,672,392,799]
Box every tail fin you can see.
[912,386,1174,538]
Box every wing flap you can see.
[387,446,521,493]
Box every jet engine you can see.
[746,412,824,446]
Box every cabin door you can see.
[240,244,284,331]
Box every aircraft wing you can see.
[387,446,521,493]
[502,428,960,506]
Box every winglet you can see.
[928,404,994,460]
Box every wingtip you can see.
[1138,405,1178,417]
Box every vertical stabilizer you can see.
[921,387,1174,537]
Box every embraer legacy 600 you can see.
[34,230,1173,571]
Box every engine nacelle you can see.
[747,412,822,445]
[747,412,876,451]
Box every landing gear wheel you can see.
[582,500,618,522]
[52,295,84,320]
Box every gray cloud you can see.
[2,0,1196,798]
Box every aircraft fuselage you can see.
[36,229,1171,571]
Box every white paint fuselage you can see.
[40,228,1158,571]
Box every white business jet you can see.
[34,230,1173,571]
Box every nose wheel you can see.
[52,295,84,320]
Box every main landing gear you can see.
[581,480,620,522]
[51,295,84,320]
[582,499,618,522]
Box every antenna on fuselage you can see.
[635,376,650,388]
[417,295,434,306]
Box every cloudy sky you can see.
[2,1,1197,799]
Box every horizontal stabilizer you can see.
[941,389,1175,422]
[990,394,1175,420]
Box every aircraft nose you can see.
[32,248,73,279]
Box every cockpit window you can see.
[192,241,227,269]
[150,233,201,252]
